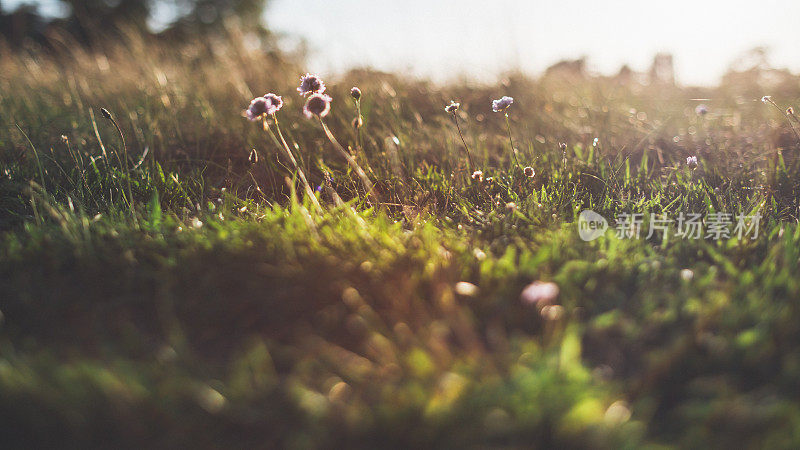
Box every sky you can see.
[6,0,800,86]
[268,0,800,86]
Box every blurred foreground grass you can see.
[2,31,800,448]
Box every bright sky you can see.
[7,0,800,86]
[268,0,800,86]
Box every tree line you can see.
[1,0,269,47]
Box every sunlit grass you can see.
[2,28,800,448]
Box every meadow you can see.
[2,30,800,448]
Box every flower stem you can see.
[102,110,137,223]
[452,114,474,170]
[355,100,364,153]
[764,97,800,144]
[505,113,521,170]
[269,115,322,210]
[318,118,379,207]
[353,99,374,177]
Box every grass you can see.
[2,29,800,448]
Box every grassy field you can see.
[3,31,800,448]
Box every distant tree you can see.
[1,0,270,48]
[163,0,268,37]
[58,0,151,40]
[56,0,268,34]
[649,53,675,86]
[0,2,49,46]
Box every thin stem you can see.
[355,100,364,153]
[15,123,46,192]
[318,118,379,207]
[107,114,136,213]
[269,115,322,210]
[505,113,521,170]
[99,109,136,222]
[765,97,800,144]
[452,114,474,170]
[352,99,374,177]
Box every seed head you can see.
[505,201,517,212]
[761,95,772,104]
[492,96,514,113]
[350,87,362,101]
[297,73,326,96]
[788,107,795,116]
[303,93,332,119]
[559,142,567,151]
[100,108,112,120]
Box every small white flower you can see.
[445,101,460,114]
[455,281,479,297]
[520,281,559,305]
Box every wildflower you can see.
[559,142,567,151]
[680,268,694,281]
[445,101,460,114]
[246,97,269,121]
[350,87,362,100]
[303,93,332,119]
[492,96,514,113]
[471,170,483,183]
[297,73,326,96]
[593,137,599,147]
[520,281,560,305]
[505,202,517,212]
[686,155,698,169]
[695,104,708,116]
[263,93,284,115]
[523,166,535,178]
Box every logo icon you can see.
[578,210,608,241]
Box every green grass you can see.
[3,31,800,448]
